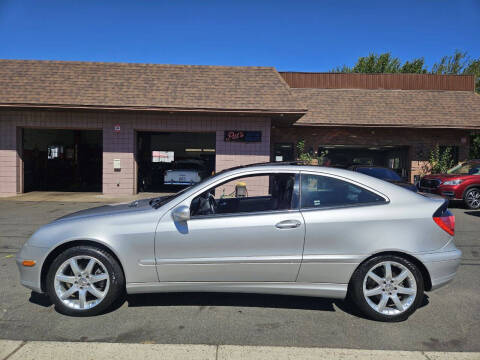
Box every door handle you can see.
[275,220,301,229]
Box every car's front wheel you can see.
[464,188,480,210]
[46,245,125,316]
[349,255,424,322]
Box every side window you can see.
[190,173,299,217]
[300,174,385,209]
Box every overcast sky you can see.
[0,0,478,71]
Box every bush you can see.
[428,145,455,174]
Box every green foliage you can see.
[332,52,427,74]
[296,140,329,165]
[353,53,401,73]
[464,59,480,93]
[332,50,479,92]
[400,58,428,74]
[296,139,313,163]
[470,134,480,159]
[429,145,456,174]
[431,50,469,74]
[317,149,329,165]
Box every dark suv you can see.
[419,160,480,209]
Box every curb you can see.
[1,340,480,360]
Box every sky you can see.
[0,0,478,72]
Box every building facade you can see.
[0,60,479,196]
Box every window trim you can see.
[299,171,389,211]
[189,171,300,219]
[190,208,301,220]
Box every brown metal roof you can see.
[0,60,305,114]
[293,88,480,129]
[280,72,476,91]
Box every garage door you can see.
[23,129,102,192]
[137,132,215,193]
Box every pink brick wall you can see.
[0,110,271,196]
[0,119,17,196]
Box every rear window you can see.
[301,174,386,209]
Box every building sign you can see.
[152,151,174,163]
[224,130,262,142]
[114,124,121,132]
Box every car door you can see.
[296,171,389,284]
[154,171,305,282]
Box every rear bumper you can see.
[417,249,462,291]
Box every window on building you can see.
[300,174,386,209]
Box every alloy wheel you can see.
[54,255,110,310]
[466,189,480,209]
[362,261,417,316]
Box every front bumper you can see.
[16,245,49,293]
[417,248,462,291]
[419,185,461,200]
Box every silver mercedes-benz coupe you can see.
[17,163,461,321]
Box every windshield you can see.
[173,162,204,170]
[149,173,215,208]
[447,162,480,175]
[356,167,402,181]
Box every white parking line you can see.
[1,341,479,360]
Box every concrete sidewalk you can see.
[1,341,479,360]
[0,191,169,203]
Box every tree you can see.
[428,145,456,174]
[431,50,469,74]
[333,50,479,92]
[464,59,480,93]
[400,58,428,74]
[331,52,427,74]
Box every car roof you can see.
[350,165,391,169]
[162,162,434,211]
[213,163,388,188]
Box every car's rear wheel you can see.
[349,255,424,322]
[46,245,124,316]
[464,188,480,209]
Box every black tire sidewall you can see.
[46,245,125,316]
[350,255,424,322]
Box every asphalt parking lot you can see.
[0,200,479,352]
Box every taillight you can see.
[433,202,455,236]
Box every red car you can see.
[419,160,480,209]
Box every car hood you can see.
[423,174,460,180]
[53,198,154,222]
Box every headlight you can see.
[443,179,464,185]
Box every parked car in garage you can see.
[349,166,417,192]
[164,160,209,186]
[419,160,480,209]
[17,163,460,321]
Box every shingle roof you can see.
[0,60,305,114]
[293,88,480,129]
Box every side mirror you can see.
[172,205,190,222]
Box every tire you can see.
[349,255,424,322]
[46,245,125,316]
[464,188,480,210]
